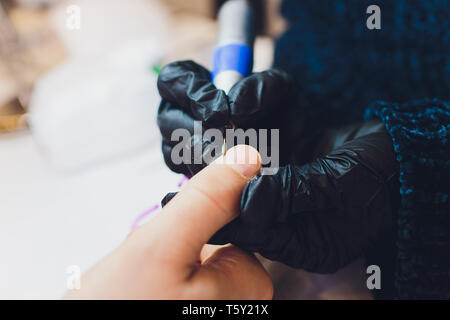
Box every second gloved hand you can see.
[208,120,400,273]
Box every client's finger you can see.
[140,145,261,274]
[192,244,273,299]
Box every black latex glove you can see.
[157,60,303,176]
[204,120,400,273]
[158,61,399,274]
[162,120,399,274]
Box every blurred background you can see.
[0,0,283,299]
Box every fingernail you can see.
[223,145,261,179]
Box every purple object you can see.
[130,204,160,230]
[130,175,189,230]
[177,175,189,187]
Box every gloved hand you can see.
[157,61,400,274]
[162,119,400,273]
[207,120,400,273]
[157,60,303,176]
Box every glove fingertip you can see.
[161,192,178,207]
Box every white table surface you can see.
[0,130,180,299]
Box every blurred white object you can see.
[49,0,170,58]
[28,0,169,170]
[29,38,162,169]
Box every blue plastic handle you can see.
[212,43,253,81]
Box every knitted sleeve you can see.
[273,0,450,298]
[273,0,450,129]
[365,98,450,299]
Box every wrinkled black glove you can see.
[208,120,399,273]
[157,60,303,176]
[158,60,399,274]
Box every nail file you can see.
[212,0,255,93]
[212,0,255,154]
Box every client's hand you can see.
[64,145,273,300]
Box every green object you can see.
[152,64,162,75]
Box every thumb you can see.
[143,145,261,272]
